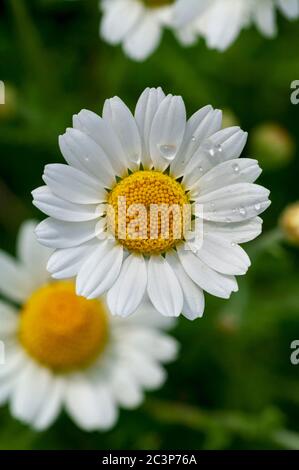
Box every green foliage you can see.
[1,0,299,450]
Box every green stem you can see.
[146,399,299,450]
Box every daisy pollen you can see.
[20,281,108,371]
[107,170,189,255]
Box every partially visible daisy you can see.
[32,87,270,320]
[0,221,178,431]
[100,0,176,61]
[175,0,299,51]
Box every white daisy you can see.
[175,0,299,51]
[100,0,176,61]
[33,87,270,320]
[0,220,178,431]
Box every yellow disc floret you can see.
[19,282,108,372]
[107,170,189,255]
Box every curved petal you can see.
[135,87,165,168]
[109,365,143,409]
[59,128,115,187]
[32,187,102,222]
[43,164,107,204]
[100,0,142,44]
[149,95,186,172]
[194,183,271,223]
[76,240,123,299]
[190,158,261,198]
[177,245,238,299]
[35,218,99,249]
[166,251,205,320]
[204,217,263,243]
[147,255,183,317]
[123,12,162,61]
[191,233,251,275]
[107,253,147,317]
[47,242,98,280]
[103,96,142,171]
[73,110,128,176]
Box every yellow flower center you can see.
[142,0,173,8]
[107,170,189,255]
[19,282,108,372]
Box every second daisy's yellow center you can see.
[143,0,174,8]
[19,282,108,372]
[107,170,189,255]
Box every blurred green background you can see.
[1,0,299,450]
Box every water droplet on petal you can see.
[191,135,196,142]
[198,166,204,174]
[232,163,240,173]
[239,207,247,217]
[255,203,261,211]
[158,144,177,161]
[231,242,237,247]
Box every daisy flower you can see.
[0,220,178,431]
[100,0,176,61]
[175,0,299,51]
[33,87,270,320]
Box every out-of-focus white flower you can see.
[32,87,270,320]
[0,220,178,431]
[175,0,299,51]
[100,0,176,61]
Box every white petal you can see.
[253,0,277,37]
[278,0,299,18]
[47,242,97,280]
[35,217,99,249]
[59,128,115,187]
[76,240,123,299]
[73,109,128,176]
[204,217,263,243]
[190,158,261,198]
[135,87,165,168]
[174,0,210,27]
[149,95,186,172]
[147,255,183,317]
[10,362,52,424]
[120,347,166,390]
[195,183,271,222]
[43,164,107,204]
[170,105,214,178]
[33,378,64,431]
[109,365,143,409]
[123,12,162,61]
[103,96,142,171]
[0,301,18,336]
[183,127,247,188]
[17,219,51,287]
[191,233,251,275]
[100,0,142,44]
[32,186,101,222]
[0,251,35,303]
[107,254,147,317]
[65,377,117,431]
[177,245,238,299]
[123,328,179,363]
[166,251,205,320]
